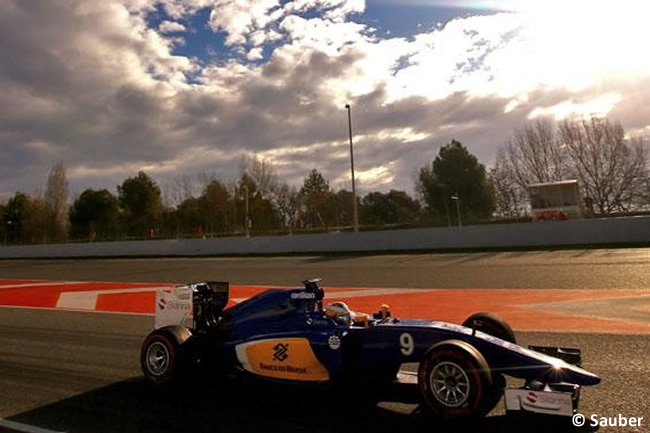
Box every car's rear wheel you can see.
[141,326,191,386]
[418,340,493,418]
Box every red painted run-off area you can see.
[1,279,650,333]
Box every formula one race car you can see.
[140,279,600,418]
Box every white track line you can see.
[323,288,434,298]
[55,287,170,310]
[0,281,85,289]
[0,418,65,433]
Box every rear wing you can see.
[154,282,229,330]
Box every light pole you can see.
[345,103,359,233]
[451,194,462,227]
[243,185,250,238]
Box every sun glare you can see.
[520,0,650,82]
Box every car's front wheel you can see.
[418,340,493,418]
[461,312,515,412]
[141,326,191,386]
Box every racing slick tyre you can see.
[141,326,192,386]
[462,312,516,344]
[461,312,515,412]
[418,340,493,418]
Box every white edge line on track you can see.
[55,287,170,310]
[0,281,87,290]
[0,418,65,433]
[0,304,154,317]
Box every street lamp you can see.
[243,185,250,238]
[345,103,359,233]
[451,194,462,227]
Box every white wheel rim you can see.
[146,341,170,376]
[430,361,470,408]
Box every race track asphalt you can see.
[1,248,650,289]
[1,249,649,433]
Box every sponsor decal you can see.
[328,335,341,350]
[259,363,308,374]
[309,319,331,327]
[272,343,289,362]
[158,298,190,311]
[506,388,573,416]
[290,292,316,300]
[235,338,329,382]
[155,286,192,329]
[522,392,566,411]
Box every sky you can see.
[2,0,650,203]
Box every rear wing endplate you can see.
[154,281,229,330]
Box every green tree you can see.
[3,192,47,244]
[173,197,204,237]
[69,189,119,240]
[418,140,495,223]
[236,174,279,234]
[361,190,421,225]
[334,189,356,228]
[199,179,232,234]
[117,171,163,237]
[3,193,29,243]
[0,204,5,244]
[300,169,336,228]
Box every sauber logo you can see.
[522,391,566,410]
[526,392,538,404]
[272,343,289,362]
[158,297,189,311]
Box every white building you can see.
[528,180,583,221]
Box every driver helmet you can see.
[325,301,353,325]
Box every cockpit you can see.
[324,301,391,327]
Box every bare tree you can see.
[273,184,301,234]
[490,155,528,218]
[493,116,649,216]
[239,154,278,199]
[163,175,196,208]
[559,117,649,214]
[502,119,566,190]
[491,119,567,217]
[44,161,69,242]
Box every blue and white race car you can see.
[140,279,600,418]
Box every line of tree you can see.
[1,156,425,244]
[1,115,648,245]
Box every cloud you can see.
[0,0,649,203]
[208,0,281,46]
[159,20,187,33]
[285,0,365,22]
